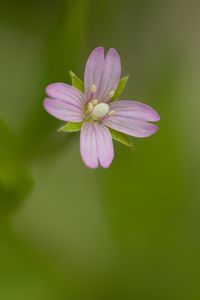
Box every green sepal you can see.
[69,70,84,93]
[58,122,83,133]
[109,128,133,147]
[112,75,129,101]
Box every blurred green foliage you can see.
[0,118,33,216]
[0,0,200,299]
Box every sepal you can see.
[69,70,84,92]
[109,128,133,147]
[58,122,83,132]
[111,75,129,101]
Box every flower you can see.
[44,47,160,169]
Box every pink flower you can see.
[44,47,160,169]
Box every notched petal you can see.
[80,122,114,169]
[97,48,121,101]
[46,83,86,107]
[109,100,160,122]
[84,47,105,99]
[43,98,83,122]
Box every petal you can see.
[103,115,159,138]
[109,100,160,122]
[46,83,86,109]
[97,48,121,101]
[94,123,114,168]
[84,47,105,99]
[80,122,98,169]
[43,98,83,122]
[80,122,114,169]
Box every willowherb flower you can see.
[44,47,160,169]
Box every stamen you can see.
[108,110,115,116]
[87,102,93,112]
[92,99,98,105]
[90,84,97,93]
[109,90,115,98]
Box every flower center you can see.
[83,84,116,121]
[84,100,110,121]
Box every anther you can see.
[92,99,98,105]
[108,110,115,116]
[90,84,97,93]
[109,90,115,98]
[87,102,93,112]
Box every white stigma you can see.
[92,103,109,118]
[90,84,97,93]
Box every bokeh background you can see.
[1,0,200,299]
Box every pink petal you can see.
[97,48,121,101]
[109,100,160,122]
[84,47,105,99]
[46,83,86,109]
[80,122,98,169]
[43,98,83,122]
[80,122,114,169]
[103,115,159,138]
[94,122,114,168]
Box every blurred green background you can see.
[1,0,200,299]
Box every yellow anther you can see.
[109,90,115,98]
[91,84,97,93]
[87,102,93,112]
[92,99,98,105]
[108,110,115,116]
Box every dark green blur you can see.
[0,0,200,299]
